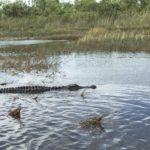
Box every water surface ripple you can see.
[0,44,150,150]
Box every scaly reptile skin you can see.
[0,84,96,94]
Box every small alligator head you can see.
[89,85,97,89]
[67,84,97,91]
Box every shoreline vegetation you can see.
[0,0,150,51]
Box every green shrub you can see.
[3,1,31,17]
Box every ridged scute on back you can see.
[0,84,96,94]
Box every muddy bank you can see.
[0,34,82,41]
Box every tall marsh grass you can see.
[0,12,98,38]
[1,11,150,51]
[79,12,150,51]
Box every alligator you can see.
[0,84,96,94]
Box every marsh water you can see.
[0,40,150,150]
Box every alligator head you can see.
[67,84,97,91]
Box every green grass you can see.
[0,15,88,40]
[1,11,150,51]
[78,12,150,51]
[0,12,98,39]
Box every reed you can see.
[1,11,150,51]
[78,12,150,51]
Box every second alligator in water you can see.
[0,84,96,94]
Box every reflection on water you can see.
[0,40,65,48]
[0,51,60,73]
[0,41,150,150]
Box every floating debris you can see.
[8,107,21,119]
[80,114,109,128]
[80,89,86,98]
[13,96,19,101]
[80,116,102,128]
[32,96,38,102]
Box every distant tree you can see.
[34,0,46,13]
[33,0,61,15]
[56,0,59,4]
[3,1,31,17]
[147,0,150,10]
[98,0,121,17]
[120,0,139,11]
[138,0,148,10]
[75,0,98,12]
[43,0,61,16]
[61,2,75,13]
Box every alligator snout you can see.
[90,85,96,89]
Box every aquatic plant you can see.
[78,24,150,51]
[32,96,38,102]
[80,89,86,98]
[80,116,103,128]
[8,106,21,120]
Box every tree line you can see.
[0,0,150,18]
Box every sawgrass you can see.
[78,12,150,51]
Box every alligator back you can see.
[0,86,53,94]
[0,84,96,94]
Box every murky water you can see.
[0,41,150,150]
